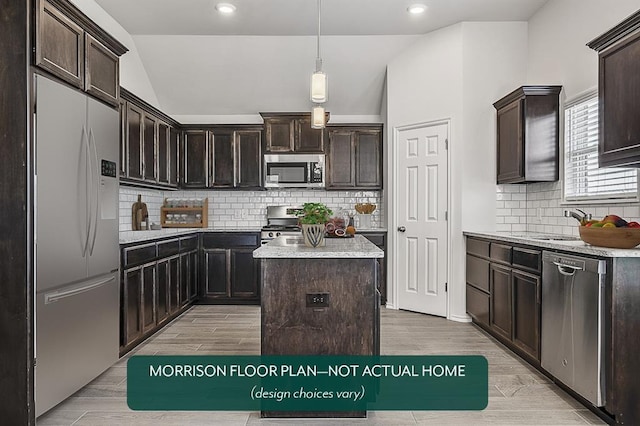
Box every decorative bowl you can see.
[578,226,640,249]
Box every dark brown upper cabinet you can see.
[261,113,326,153]
[190,126,262,189]
[84,34,119,106]
[126,103,144,180]
[142,114,157,182]
[120,89,180,189]
[182,130,209,188]
[326,124,383,190]
[35,0,126,106]
[493,86,562,184]
[157,122,170,185]
[588,11,640,168]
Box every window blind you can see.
[563,94,637,201]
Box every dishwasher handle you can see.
[552,261,583,276]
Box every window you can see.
[563,92,637,202]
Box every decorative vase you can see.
[302,223,326,247]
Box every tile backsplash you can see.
[119,187,383,232]
[496,182,640,236]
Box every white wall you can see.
[69,0,161,107]
[386,22,528,321]
[527,0,640,100]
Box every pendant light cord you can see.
[316,0,322,71]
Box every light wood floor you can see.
[38,306,605,425]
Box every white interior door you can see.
[395,121,449,316]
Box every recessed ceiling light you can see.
[407,4,427,15]
[215,3,236,14]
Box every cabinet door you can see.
[143,114,157,182]
[236,130,262,188]
[118,99,126,177]
[35,0,84,88]
[123,267,143,345]
[355,130,382,188]
[466,284,490,327]
[168,256,180,314]
[490,263,512,340]
[183,131,208,187]
[512,269,540,360]
[203,249,230,298]
[327,130,355,188]
[295,117,325,153]
[84,33,119,106]
[210,131,234,188]
[126,103,143,180]
[179,253,191,306]
[230,249,259,299]
[188,251,199,302]
[265,117,294,152]
[156,258,170,324]
[598,33,640,167]
[496,99,523,183]
[157,122,169,184]
[142,263,156,333]
[169,128,180,187]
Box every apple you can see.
[627,221,640,228]
[602,215,628,227]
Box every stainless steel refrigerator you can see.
[35,75,119,416]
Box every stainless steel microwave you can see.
[263,154,325,188]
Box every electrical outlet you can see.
[306,293,330,308]
[241,210,248,219]
[233,210,242,219]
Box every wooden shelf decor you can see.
[160,198,208,228]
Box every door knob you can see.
[397,226,406,232]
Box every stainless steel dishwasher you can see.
[541,251,606,407]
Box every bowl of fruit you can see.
[579,215,640,249]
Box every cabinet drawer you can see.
[202,233,259,248]
[361,233,385,248]
[157,239,180,257]
[466,285,490,327]
[490,243,512,264]
[467,238,489,258]
[512,247,541,273]
[123,243,156,267]
[466,254,490,292]
[180,235,199,252]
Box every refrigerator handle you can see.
[44,275,116,304]
[81,125,91,257]
[89,128,100,256]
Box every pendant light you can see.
[310,0,327,129]
[310,0,327,103]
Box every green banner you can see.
[127,355,487,411]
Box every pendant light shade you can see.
[311,105,326,129]
[311,70,327,103]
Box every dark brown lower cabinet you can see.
[466,285,489,326]
[120,236,198,355]
[123,267,143,346]
[141,262,156,334]
[200,232,260,304]
[156,258,170,324]
[490,263,512,339]
[512,269,540,359]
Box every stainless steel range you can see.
[261,206,303,244]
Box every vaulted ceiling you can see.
[93,0,548,118]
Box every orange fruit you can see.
[346,226,356,235]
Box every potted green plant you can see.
[298,202,333,247]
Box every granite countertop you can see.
[253,234,384,259]
[119,227,262,244]
[464,231,640,258]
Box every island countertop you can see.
[253,234,384,259]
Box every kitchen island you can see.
[253,235,383,418]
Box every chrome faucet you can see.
[564,209,592,224]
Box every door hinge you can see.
[445,139,448,150]
[445,282,448,292]
[444,211,448,221]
